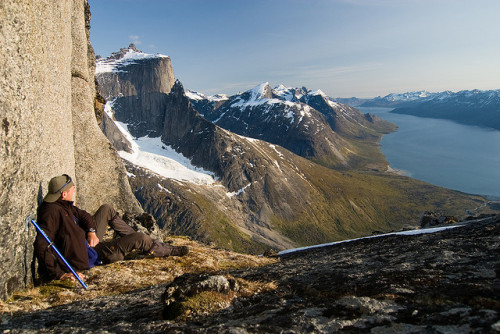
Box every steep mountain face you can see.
[95,47,495,254]
[189,84,395,169]
[0,1,141,300]
[294,88,395,140]
[96,44,176,137]
[192,83,353,167]
[360,89,500,130]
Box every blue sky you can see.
[89,0,500,98]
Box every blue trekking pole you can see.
[26,215,88,290]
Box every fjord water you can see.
[359,107,500,199]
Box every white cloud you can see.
[129,34,141,45]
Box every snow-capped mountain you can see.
[196,82,350,166]
[95,43,170,76]
[96,44,176,137]
[94,45,482,253]
[189,83,395,169]
[185,90,228,117]
[363,91,444,106]
[361,89,499,108]
[358,89,500,130]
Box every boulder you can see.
[419,211,458,228]
[162,273,239,320]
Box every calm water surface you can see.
[359,107,500,198]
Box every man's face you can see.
[62,186,76,201]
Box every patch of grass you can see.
[346,138,390,171]
[180,291,234,316]
[189,192,271,254]
[168,277,278,320]
[1,237,276,315]
[38,280,76,297]
[269,159,495,247]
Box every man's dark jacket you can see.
[34,199,97,279]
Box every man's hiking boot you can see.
[150,240,189,257]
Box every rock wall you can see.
[0,0,141,300]
[70,1,141,213]
[96,52,176,137]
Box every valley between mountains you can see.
[95,45,497,253]
[3,3,499,331]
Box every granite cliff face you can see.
[96,44,176,137]
[0,1,141,300]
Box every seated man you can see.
[34,174,188,282]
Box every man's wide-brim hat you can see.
[43,174,75,203]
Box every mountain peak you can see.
[272,84,303,101]
[95,45,169,75]
[248,82,273,100]
[107,43,144,60]
[308,89,328,98]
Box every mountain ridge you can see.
[341,89,500,130]
[189,82,396,170]
[94,46,497,253]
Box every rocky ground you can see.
[1,215,499,333]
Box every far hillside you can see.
[344,89,500,131]
[95,46,499,254]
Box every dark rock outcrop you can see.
[2,216,498,333]
[162,273,239,320]
[419,211,458,228]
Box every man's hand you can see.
[87,232,99,247]
[60,272,85,281]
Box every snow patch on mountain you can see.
[273,84,297,101]
[229,83,314,125]
[96,49,169,74]
[185,90,228,102]
[269,144,285,159]
[309,89,328,97]
[226,182,252,198]
[105,101,216,185]
[231,83,276,108]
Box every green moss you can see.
[39,280,76,296]
[165,291,234,320]
[182,291,232,313]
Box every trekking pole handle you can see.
[26,215,88,290]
